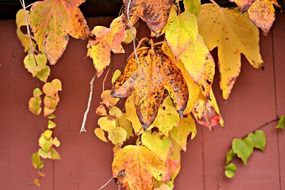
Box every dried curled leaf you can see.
[29,0,90,65]
[112,145,167,190]
[112,45,188,128]
[123,0,173,35]
[198,3,263,99]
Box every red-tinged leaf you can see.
[192,91,223,129]
[87,16,128,77]
[123,0,173,35]
[112,44,188,128]
[29,0,90,65]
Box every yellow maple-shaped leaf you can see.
[112,145,167,190]
[123,0,173,35]
[165,10,198,57]
[248,0,276,34]
[170,115,197,151]
[29,0,90,65]
[87,16,128,77]
[198,3,263,99]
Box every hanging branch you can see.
[80,75,96,133]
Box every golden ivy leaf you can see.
[112,145,167,190]
[24,53,50,82]
[97,116,127,146]
[198,3,263,99]
[170,115,197,151]
[141,132,172,162]
[33,178,41,187]
[248,0,276,34]
[96,105,107,116]
[42,79,62,117]
[109,106,123,118]
[192,90,223,129]
[100,90,120,108]
[48,120,56,129]
[112,46,188,128]
[50,148,61,160]
[87,16,128,77]
[94,128,108,142]
[16,9,34,52]
[148,96,180,136]
[123,0,173,35]
[52,137,61,147]
[29,0,90,65]
[118,114,134,139]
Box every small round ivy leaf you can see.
[276,116,285,129]
[225,163,236,179]
[232,138,253,165]
[225,149,234,164]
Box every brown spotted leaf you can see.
[112,45,188,128]
[123,0,173,35]
[29,0,89,65]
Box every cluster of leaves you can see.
[15,0,283,189]
[224,130,266,178]
[28,79,62,186]
[16,0,90,185]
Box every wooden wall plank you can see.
[273,14,285,190]
[0,20,54,190]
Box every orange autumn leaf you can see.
[122,0,173,35]
[87,16,129,77]
[29,0,90,65]
[112,43,188,128]
[112,145,167,190]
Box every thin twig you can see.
[19,0,34,53]
[102,66,111,91]
[80,75,96,133]
[98,176,114,190]
[126,0,140,66]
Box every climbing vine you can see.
[15,0,283,189]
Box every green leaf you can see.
[28,96,42,115]
[184,0,201,16]
[149,96,180,136]
[232,138,253,165]
[277,116,285,129]
[33,88,42,97]
[51,148,61,160]
[141,132,172,162]
[112,69,121,85]
[225,163,236,178]
[48,120,56,129]
[225,149,234,164]
[244,130,266,151]
[31,152,44,169]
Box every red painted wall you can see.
[0,15,284,190]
